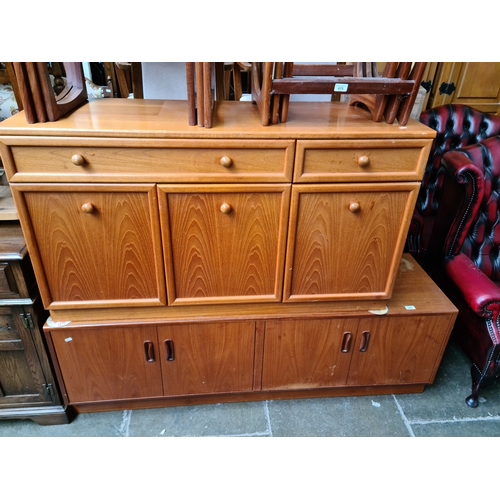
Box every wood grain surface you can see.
[158,321,255,396]
[159,184,290,305]
[50,326,163,403]
[13,184,166,309]
[285,183,419,301]
[261,318,358,390]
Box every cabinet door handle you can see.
[144,341,155,362]
[81,202,95,214]
[164,339,175,361]
[220,202,232,214]
[349,202,360,213]
[359,331,370,352]
[341,332,352,353]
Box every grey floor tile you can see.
[127,401,270,437]
[267,395,411,437]
[412,419,500,437]
[395,340,500,423]
[0,410,127,437]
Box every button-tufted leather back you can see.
[419,104,500,218]
[449,136,500,280]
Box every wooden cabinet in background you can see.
[427,62,500,115]
[0,222,67,424]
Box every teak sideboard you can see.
[0,99,457,413]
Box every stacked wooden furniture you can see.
[186,62,215,127]
[0,98,457,414]
[252,62,426,126]
[12,62,87,124]
[0,222,68,424]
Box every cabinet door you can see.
[347,314,455,386]
[284,183,419,302]
[50,326,163,403]
[158,184,290,305]
[158,321,255,396]
[429,62,500,115]
[11,184,166,310]
[0,306,52,406]
[261,318,358,390]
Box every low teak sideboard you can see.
[0,99,457,414]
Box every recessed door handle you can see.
[359,331,370,352]
[144,341,155,362]
[341,332,352,353]
[164,339,175,361]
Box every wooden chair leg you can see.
[195,62,204,127]
[396,62,427,126]
[384,63,412,124]
[186,62,196,126]
[251,62,274,126]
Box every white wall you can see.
[142,62,188,99]
[141,62,338,101]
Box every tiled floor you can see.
[1,338,499,437]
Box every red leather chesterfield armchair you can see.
[407,104,500,266]
[430,135,500,407]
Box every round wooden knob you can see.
[357,155,370,167]
[349,202,360,213]
[220,203,232,214]
[71,154,86,166]
[81,202,94,214]
[220,156,232,168]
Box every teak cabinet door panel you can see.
[50,326,163,403]
[284,183,419,302]
[11,184,166,310]
[347,314,455,386]
[261,318,358,390]
[158,321,255,396]
[158,184,290,305]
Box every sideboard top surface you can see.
[0,100,436,140]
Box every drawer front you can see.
[158,184,291,306]
[284,183,420,302]
[0,262,20,299]
[9,139,295,183]
[11,183,167,310]
[294,139,431,182]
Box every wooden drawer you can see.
[0,262,20,300]
[294,139,431,182]
[8,139,295,183]
[284,183,420,302]
[10,183,167,310]
[158,184,291,306]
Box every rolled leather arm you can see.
[445,253,500,317]
[431,151,485,257]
